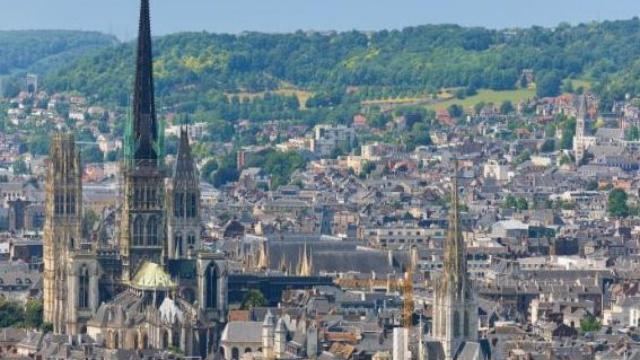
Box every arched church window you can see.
[464,310,470,337]
[174,192,184,217]
[66,193,75,215]
[205,264,218,309]
[162,331,169,349]
[133,216,144,246]
[78,265,90,309]
[187,193,197,218]
[453,311,460,337]
[147,216,158,245]
[175,233,183,257]
[172,329,180,347]
[54,192,64,215]
[134,186,143,208]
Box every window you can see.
[133,216,144,246]
[54,192,64,215]
[187,233,196,246]
[174,233,183,257]
[66,193,75,215]
[146,188,157,208]
[464,311,470,337]
[134,186,143,208]
[205,264,218,309]
[187,193,197,218]
[174,192,184,217]
[147,216,158,245]
[453,311,460,337]
[78,265,89,309]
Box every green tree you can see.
[0,298,25,327]
[516,198,529,211]
[500,100,514,114]
[608,188,630,218]
[580,315,601,333]
[201,159,219,181]
[241,289,267,310]
[540,139,555,153]
[626,125,640,141]
[536,71,563,98]
[447,104,464,118]
[586,180,599,191]
[24,299,43,330]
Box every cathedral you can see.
[42,0,228,357]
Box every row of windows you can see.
[174,192,198,218]
[54,193,76,215]
[173,232,197,257]
[132,216,159,246]
[133,186,160,209]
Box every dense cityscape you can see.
[2,1,640,360]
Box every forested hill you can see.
[0,30,117,75]
[31,19,640,109]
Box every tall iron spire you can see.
[130,0,159,164]
[445,159,466,292]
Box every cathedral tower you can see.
[167,129,200,259]
[43,134,83,333]
[431,162,478,360]
[573,95,588,165]
[120,0,167,281]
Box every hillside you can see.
[0,30,117,75]
[39,19,640,112]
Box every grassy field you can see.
[226,87,314,109]
[426,88,537,111]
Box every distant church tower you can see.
[573,95,588,165]
[120,0,167,281]
[42,134,85,334]
[431,162,478,360]
[167,129,201,259]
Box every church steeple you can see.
[174,128,196,179]
[126,0,162,167]
[444,160,467,295]
[431,160,478,360]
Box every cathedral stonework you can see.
[42,0,227,357]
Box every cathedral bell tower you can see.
[167,129,201,259]
[43,134,82,334]
[120,0,167,282]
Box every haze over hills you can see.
[0,0,639,40]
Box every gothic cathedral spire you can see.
[444,160,467,295]
[126,0,162,166]
[431,160,478,360]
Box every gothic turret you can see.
[167,128,201,259]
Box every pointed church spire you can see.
[578,95,588,120]
[445,160,466,291]
[130,0,160,165]
[257,240,269,270]
[298,242,313,276]
[174,128,196,178]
